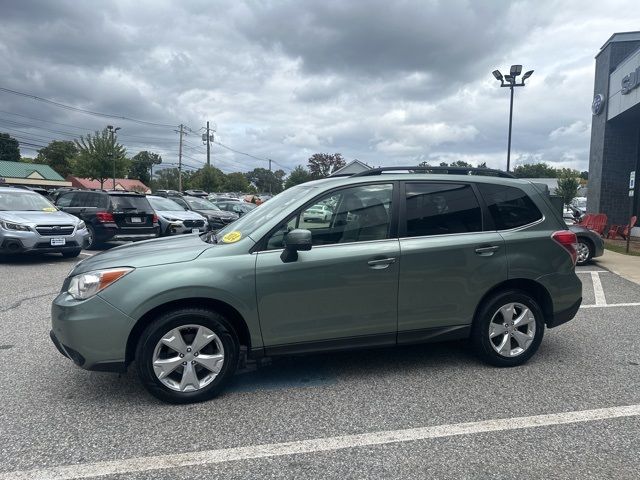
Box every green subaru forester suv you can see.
[51,168,582,403]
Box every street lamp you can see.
[492,65,534,172]
[107,125,121,189]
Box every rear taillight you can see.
[96,212,115,223]
[152,214,158,224]
[552,230,578,265]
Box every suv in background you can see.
[168,195,238,232]
[55,190,159,248]
[51,167,582,403]
[0,187,88,257]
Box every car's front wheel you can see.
[135,308,239,403]
[471,291,545,367]
[576,239,593,266]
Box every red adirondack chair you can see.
[607,215,637,240]
[591,214,608,236]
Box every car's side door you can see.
[397,182,508,342]
[255,182,400,353]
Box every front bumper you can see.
[0,228,89,254]
[50,291,135,372]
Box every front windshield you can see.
[0,191,57,211]
[216,185,317,240]
[185,197,220,210]
[147,196,185,211]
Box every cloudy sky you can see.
[1,0,640,175]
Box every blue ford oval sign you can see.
[592,94,605,116]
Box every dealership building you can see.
[589,31,640,224]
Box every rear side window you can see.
[404,183,482,237]
[56,192,75,208]
[109,195,151,211]
[477,183,542,230]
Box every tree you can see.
[285,165,312,189]
[555,172,580,206]
[512,162,558,178]
[245,167,284,194]
[224,172,251,192]
[73,129,128,188]
[477,162,488,168]
[0,133,20,162]
[580,171,589,180]
[307,153,346,179]
[35,140,77,178]
[154,168,181,190]
[129,151,162,186]
[190,165,226,192]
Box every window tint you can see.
[109,195,152,211]
[477,183,542,230]
[56,192,75,208]
[404,183,481,237]
[265,183,393,249]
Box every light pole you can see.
[492,65,533,172]
[107,125,121,189]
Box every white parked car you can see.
[303,204,333,222]
[147,195,209,236]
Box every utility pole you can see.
[268,158,272,171]
[177,124,184,192]
[202,122,215,167]
[107,125,121,190]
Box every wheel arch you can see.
[125,297,252,366]
[473,278,553,326]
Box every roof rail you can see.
[351,166,516,179]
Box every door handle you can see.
[475,245,500,256]
[367,257,396,269]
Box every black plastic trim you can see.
[397,325,471,345]
[547,297,582,328]
[264,333,396,356]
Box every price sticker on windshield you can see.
[222,231,242,243]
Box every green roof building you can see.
[0,160,71,188]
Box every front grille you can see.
[35,241,79,249]
[221,217,235,224]
[183,220,205,228]
[36,225,75,236]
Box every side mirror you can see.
[280,229,312,263]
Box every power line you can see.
[0,86,179,128]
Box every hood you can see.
[70,234,212,275]
[0,210,80,226]
[156,210,206,221]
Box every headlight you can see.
[2,221,30,231]
[67,267,134,300]
[165,218,182,223]
[77,221,86,230]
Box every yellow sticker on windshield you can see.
[222,231,242,243]
[42,207,57,212]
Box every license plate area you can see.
[192,229,200,234]
[129,217,143,223]
[50,238,66,246]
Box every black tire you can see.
[576,238,594,266]
[135,308,239,404]
[85,225,101,250]
[61,249,81,258]
[471,290,545,367]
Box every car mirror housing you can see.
[280,229,312,263]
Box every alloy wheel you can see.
[488,302,536,357]
[577,242,590,264]
[152,324,225,392]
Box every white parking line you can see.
[581,302,640,309]
[78,252,94,257]
[3,404,640,480]
[575,270,608,274]
[590,271,607,306]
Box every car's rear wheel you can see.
[135,308,239,403]
[471,290,544,367]
[85,225,101,250]
[576,239,593,266]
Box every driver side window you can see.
[265,183,393,250]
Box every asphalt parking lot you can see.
[1,251,640,479]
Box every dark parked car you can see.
[568,224,604,265]
[168,195,238,231]
[184,189,209,198]
[55,190,160,248]
[211,200,256,217]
